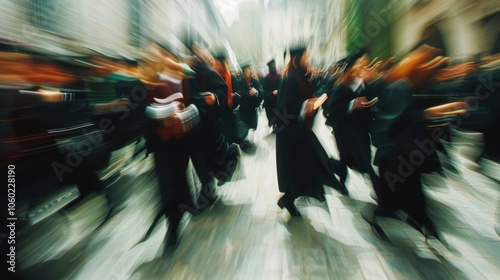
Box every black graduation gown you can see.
[377,103,430,224]
[184,61,233,184]
[143,74,197,221]
[262,73,281,127]
[238,77,263,129]
[275,70,341,202]
[230,76,249,143]
[220,73,248,144]
[460,69,500,162]
[370,79,434,224]
[326,83,373,174]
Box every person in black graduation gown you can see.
[141,44,199,249]
[460,64,500,163]
[238,62,263,145]
[364,48,469,238]
[324,53,379,193]
[275,46,345,216]
[212,52,247,145]
[182,40,241,202]
[454,58,500,235]
[261,59,281,131]
[368,78,445,238]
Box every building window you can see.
[28,0,58,32]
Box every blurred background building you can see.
[1,1,499,279]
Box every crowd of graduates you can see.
[2,33,499,254]
[274,44,500,241]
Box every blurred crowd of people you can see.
[1,32,499,255]
[275,43,500,240]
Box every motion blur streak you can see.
[0,0,499,279]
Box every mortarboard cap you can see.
[180,26,207,54]
[239,60,251,69]
[290,46,307,58]
[335,47,369,72]
[213,49,228,62]
[289,40,308,57]
[266,59,276,66]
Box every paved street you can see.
[17,110,500,280]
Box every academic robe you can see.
[143,72,198,221]
[184,60,236,185]
[238,77,263,130]
[375,85,431,224]
[220,73,247,144]
[261,73,281,127]
[275,68,342,202]
[460,68,500,162]
[369,79,437,226]
[325,82,373,174]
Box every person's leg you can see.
[188,126,216,182]
[187,126,219,211]
[368,166,380,190]
[264,99,274,127]
[375,152,400,216]
[333,131,351,185]
[330,157,348,185]
[159,139,193,247]
[277,193,300,217]
[399,170,438,238]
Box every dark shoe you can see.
[136,209,167,244]
[197,194,217,208]
[329,158,347,183]
[166,228,177,247]
[165,221,179,248]
[239,140,251,151]
[271,124,279,133]
[277,196,301,217]
[361,208,392,243]
[182,202,200,216]
[217,144,241,186]
[407,215,440,241]
[423,223,440,241]
[229,143,241,158]
[340,183,349,196]
[240,140,257,154]
[406,215,422,233]
[163,232,178,256]
[330,180,349,196]
[196,190,218,213]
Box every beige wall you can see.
[0,0,31,42]
[0,0,132,54]
[392,0,500,58]
[0,0,233,58]
[79,0,130,52]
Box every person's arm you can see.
[345,78,364,113]
[239,78,253,110]
[333,85,353,113]
[231,74,241,110]
[208,69,228,108]
[251,78,264,107]
[254,78,264,98]
[185,78,207,119]
[262,77,272,98]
